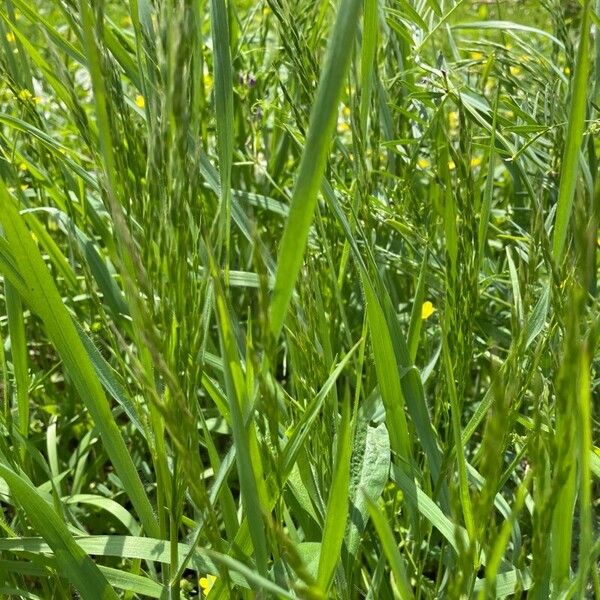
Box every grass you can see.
[0,0,598,598]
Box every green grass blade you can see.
[407,250,428,363]
[210,0,234,268]
[552,0,592,262]
[4,281,29,447]
[210,256,269,576]
[365,494,414,599]
[316,401,352,593]
[442,336,475,544]
[0,464,119,600]
[361,276,412,466]
[390,463,468,554]
[576,346,593,594]
[270,0,362,336]
[0,535,295,597]
[0,187,159,538]
[359,0,378,134]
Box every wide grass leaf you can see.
[0,186,158,538]
[270,0,363,336]
[0,464,118,600]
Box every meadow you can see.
[0,0,598,597]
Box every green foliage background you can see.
[0,0,598,598]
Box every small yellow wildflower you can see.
[448,160,456,170]
[509,66,521,77]
[6,31,15,43]
[448,110,459,130]
[337,121,350,134]
[470,51,483,60]
[18,161,27,171]
[20,184,29,191]
[134,95,145,108]
[421,301,435,320]
[18,89,32,101]
[417,157,430,169]
[564,66,571,76]
[470,157,482,168]
[342,105,351,118]
[199,574,217,596]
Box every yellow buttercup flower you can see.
[470,157,482,168]
[417,157,430,169]
[199,574,217,596]
[448,110,459,130]
[6,31,15,43]
[337,121,350,134]
[134,94,145,108]
[18,161,27,171]
[509,66,521,77]
[421,301,435,320]
[448,160,456,170]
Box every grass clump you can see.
[0,0,598,598]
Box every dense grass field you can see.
[0,0,598,597]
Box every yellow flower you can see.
[470,156,482,168]
[448,160,456,170]
[342,105,351,118]
[417,157,430,169]
[337,121,350,134]
[421,301,435,320]
[509,66,521,77]
[199,574,217,596]
[6,31,15,43]
[470,51,483,60]
[18,161,27,171]
[564,66,571,76]
[134,94,145,108]
[448,110,459,130]
[18,89,32,101]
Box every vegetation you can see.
[0,0,598,597]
